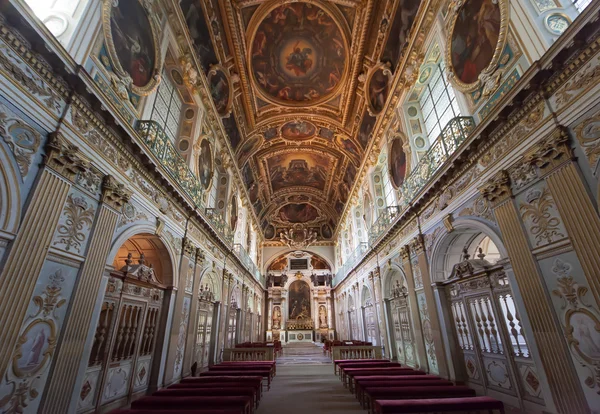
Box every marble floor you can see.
[257,343,367,413]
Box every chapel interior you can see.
[0,0,598,413]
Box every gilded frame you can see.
[101,0,162,96]
[207,64,234,118]
[445,0,510,93]
[198,138,214,191]
[388,133,410,190]
[12,319,57,378]
[365,62,393,117]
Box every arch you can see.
[382,264,409,300]
[429,218,507,282]
[0,142,21,234]
[108,224,179,289]
[230,284,242,308]
[199,268,221,302]
[361,284,373,307]
[264,250,334,273]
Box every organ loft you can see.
[0,0,598,413]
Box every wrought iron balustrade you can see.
[334,116,475,285]
[335,242,368,281]
[136,120,203,206]
[204,208,233,244]
[233,243,261,280]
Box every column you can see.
[529,128,600,306]
[370,268,389,353]
[42,175,130,413]
[410,235,449,378]
[163,237,191,385]
[182,246,206,377]
[400,246,428,371]
[480,170,588,414]
[0,133,88,381]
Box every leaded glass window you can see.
[419,64,460,141]
[151,69,183,141]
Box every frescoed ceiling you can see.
[178,0,424,244]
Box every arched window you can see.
[418,63,461,141]
[150,69,184,141]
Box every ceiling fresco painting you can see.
[250,3,348,105]
[266,152,329,193]
[277,203,320,224]
[176,0,425,244]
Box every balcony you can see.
[335,116,475,284]
[233,244,261,280]
[136,121,261,279]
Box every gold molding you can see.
[445,0,510,93]
[101,0,162,96]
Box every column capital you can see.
[101,175,131,209]
[195,248,206,265]
[182,237,197,258]
[401,244,411,261]
[479,170,512,206]
[411,234,426,255]
[525,126,572,173]
[43,132,89,181]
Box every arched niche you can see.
[265,250,333,273]
[382,264,409,300]
[0,141,21,234]
[199,268,221,302]
[361,284,373,307]
[429,218,506,282]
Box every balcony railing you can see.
[136,121,261,279]
[335,116,475,285]
[233,244,261,280]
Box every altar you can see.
[287,330,313,343]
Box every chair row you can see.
[335,359,505,414]
[109,360,277,414]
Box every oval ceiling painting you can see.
[278,203,319,223]
[450,0,502,85]
[208,66,231,116]
[105,0,159,93]
[250,3,347,105]
[281,121,316,141]
[389,139,407,189]
[367,67,391,115]
[198,139,213,190]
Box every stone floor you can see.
[257,343,367,413]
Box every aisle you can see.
[257,343,367,414]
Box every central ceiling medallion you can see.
[249,3,348,106]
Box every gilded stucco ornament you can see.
[445,0,509,94]
[43,133,89,181]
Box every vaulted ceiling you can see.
[179,0,422,243]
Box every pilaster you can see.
[0,133,88,381]
[181,245,205,377]
[400,245,428,371]
[480,170,589,414]
[41,175,130,414]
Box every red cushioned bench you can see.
[343,367,423,390]
[131,396,252,414]
[209,364,275,380]
[219,361,276,375]
[353,375,442,399]
[199,371,272,389]
[373,396,505,414]
[355,379,453,406]
[154,387,258,410]
[170,381,262,402]
[180,376,263,399]
[334,359,390,375]
[110,410,241,414]
[364,386,475,414]
[336,362,400,377]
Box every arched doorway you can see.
[86,233,174,412]
[431,224,545,411]
[361,286,377,345]
[383,267,416,367]
[348,294,359,340]
[194,271,220,370]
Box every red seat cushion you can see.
[362,380,454,390]
[110,410,241,414]
[346,368,423,377]
[367,385,475,399]
[355,375,439,382]
[131,395,251,410]
[374,396,504,413]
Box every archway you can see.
[361,285,377,345]
[382,266,416,366]
[85,233,175,412]
[429,222,543,410]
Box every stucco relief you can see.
[53,192,96,254]
[518,187,566,248]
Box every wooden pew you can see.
[373,396,505,414]
[364,385,475,414]
[131,396,252,414]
